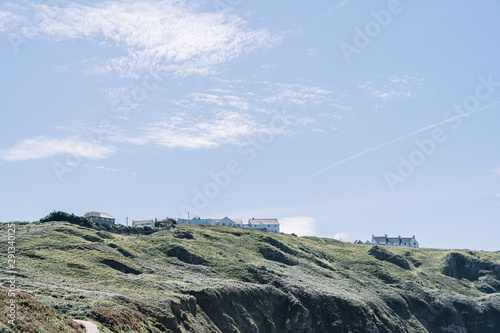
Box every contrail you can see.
[280,100,500,190]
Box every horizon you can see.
[1,1,500,251]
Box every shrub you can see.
[40,211,94,227]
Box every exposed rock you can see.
[100,259,142,275]
[259,246,298,266]
[368,246,411,270]
[443,252,480,280]
[117,247,135,258]
[82,235,101,243]
[476,274,500,293]
[259,236,299,255]
[441,252,500,282]
[165,246,207,265]
[174,230,194,239]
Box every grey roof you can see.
[217,217,235,224]
[84,211,115,219]
[248,218,279,225]
[372,235,416,244]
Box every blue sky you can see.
[1,0,500,250]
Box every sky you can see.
[1,0,500,251]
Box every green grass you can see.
[1,221,499,332]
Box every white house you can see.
[177,217,216,225]
[217,217,235,226]
[231,219,244,227]
[84,212,116,225]
[132,219,155,227]
[247,218,280,233]
[174,216,280,233]
[371,234,419,248]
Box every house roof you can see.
[84,211,115,219]
[218,217,235,224]
[372,235,416,243]
[248,218,280,225]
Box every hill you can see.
[1,221,499,332]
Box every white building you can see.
[247,218,280,233]
[132,219,155,227]
[371,234,419,248]
[177,217,216,225]
[217,217,235,226]
[231,219,244,227]
[175,216,280,233]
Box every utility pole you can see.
[188,212,190,220]
[126,217,128,226]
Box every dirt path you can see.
[73,319,100,333]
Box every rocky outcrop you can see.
[165,246,207,265]
[100,259,142,275]
[188,281,500,333]
[369,245,411,270]
[259,246,298,266]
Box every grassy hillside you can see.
[1,221,499,332]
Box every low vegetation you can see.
[1,218,499,332]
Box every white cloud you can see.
[494,192,500,206]
[0,136,116,161]
[260,82,333,107]
[141,110,283,149]
[332,232,348,241]
[279,216,317,236]
[95,166,121,172]
[0,1,281,77]
[359,75,424,103]
[306,48,318,57]
[188,92,251,110]
[102,79,353,150]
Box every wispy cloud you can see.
[312,0,353,24]
[95,165,121,172]
[260,82,334,107]
[359,75,424,103]
[279,216,317,236]
[306,48,318,57]
[0,0,281,78]
[0,136,116,162]
[494,192,500,206]
[104,79,354,150]
[187,92,251,110]
[281,100,500,190]
[109,110,284,150]
[2,77,354,159]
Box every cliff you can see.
[1,221,499,332]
